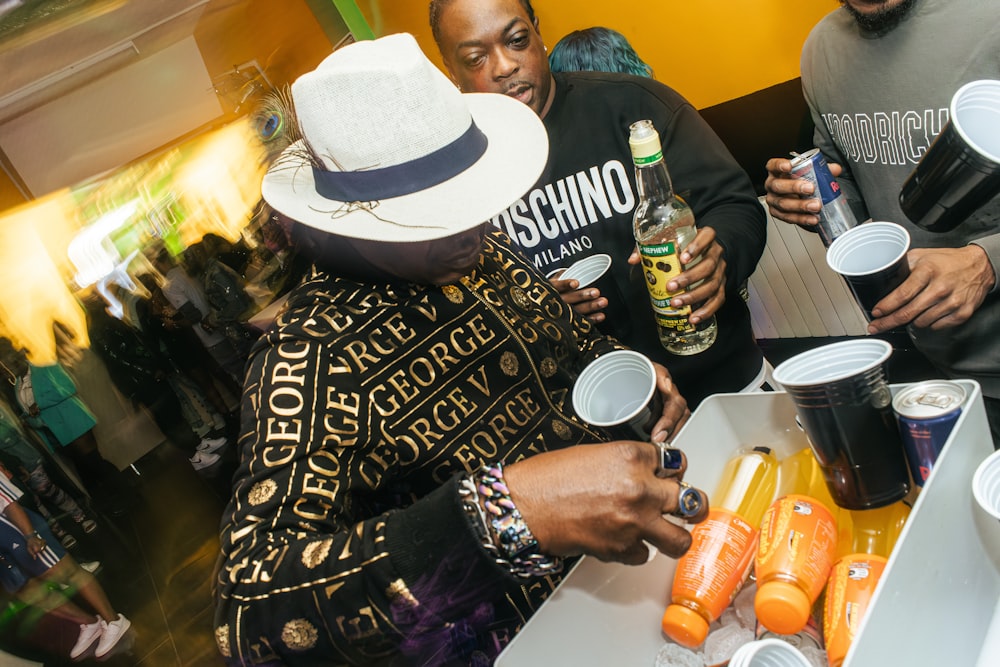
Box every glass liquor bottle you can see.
[629,119,717,355]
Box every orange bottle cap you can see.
[661,604,709,648]
[754,581,811,635]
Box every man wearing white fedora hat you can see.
[214,33,707,665]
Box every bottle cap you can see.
[661,603,709,648]
[628,120,662,163]
[754,581,811,635]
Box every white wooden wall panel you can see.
[749,198,868,339]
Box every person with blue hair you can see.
[549,26,653,78]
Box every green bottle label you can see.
[632,150,663,166]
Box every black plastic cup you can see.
[899,79,1000,233]
[826,222,910,321]
[772,339,910,510]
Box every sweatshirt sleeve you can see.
[658,100,767,292]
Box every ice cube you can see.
[703,624,754,666]
[653,641,702,667]
[719,607,740,629]
[733,582,758,630]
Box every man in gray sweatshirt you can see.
[764,0,1000,446]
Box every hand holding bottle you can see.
[630,226,727,324]
[629,119,718,355]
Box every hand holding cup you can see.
[826,221,910,322]
[572,350,689,443]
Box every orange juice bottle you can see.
[823,501,910,667]
[754,448,839,635]
[662,446,778,647]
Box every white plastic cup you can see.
[972,449,1000,576]
[826,221,910,321]
[572,350,659,440]
[772,339,910,510]
[973,449,1000,521]
[728,638,813,667]
[553,253,612,288]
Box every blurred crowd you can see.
[0,202,308,662]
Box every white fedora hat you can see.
[261,33,548,243]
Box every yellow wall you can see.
[356,0,840,109]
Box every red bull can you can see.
[789,148,858,247]
[892,380,966,486]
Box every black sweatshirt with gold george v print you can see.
[214,231,623,665]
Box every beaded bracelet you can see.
[458,464,563,579]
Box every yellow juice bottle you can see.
[823,501,910,667]
[754,448,840,635]
[662,446,778,647]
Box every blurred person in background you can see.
[0,470,130,660]
[127,275,237,437]
[0,397,96,548]
[0,338,127,515]
[183,241,257,359]
[83,295,227,472]
[548,26,653,78]
[202,232,252,279]
[151,248,247,385]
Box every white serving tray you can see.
[497,380,999,666]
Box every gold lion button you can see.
[281,618,319,651]
[500,351,519,376]
[552,420,572,440]
[510,286,530,309]
[214,625,231,658]
[301,538,333,569]
[247,479,278,506]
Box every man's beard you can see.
[840,0,919,34]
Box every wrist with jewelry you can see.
[458,463,562,579]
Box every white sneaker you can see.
[196,436,227,455]
[189,451,220,471]
[95,613,131,658]
[70,619,103,659]
[80,560,101,574]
